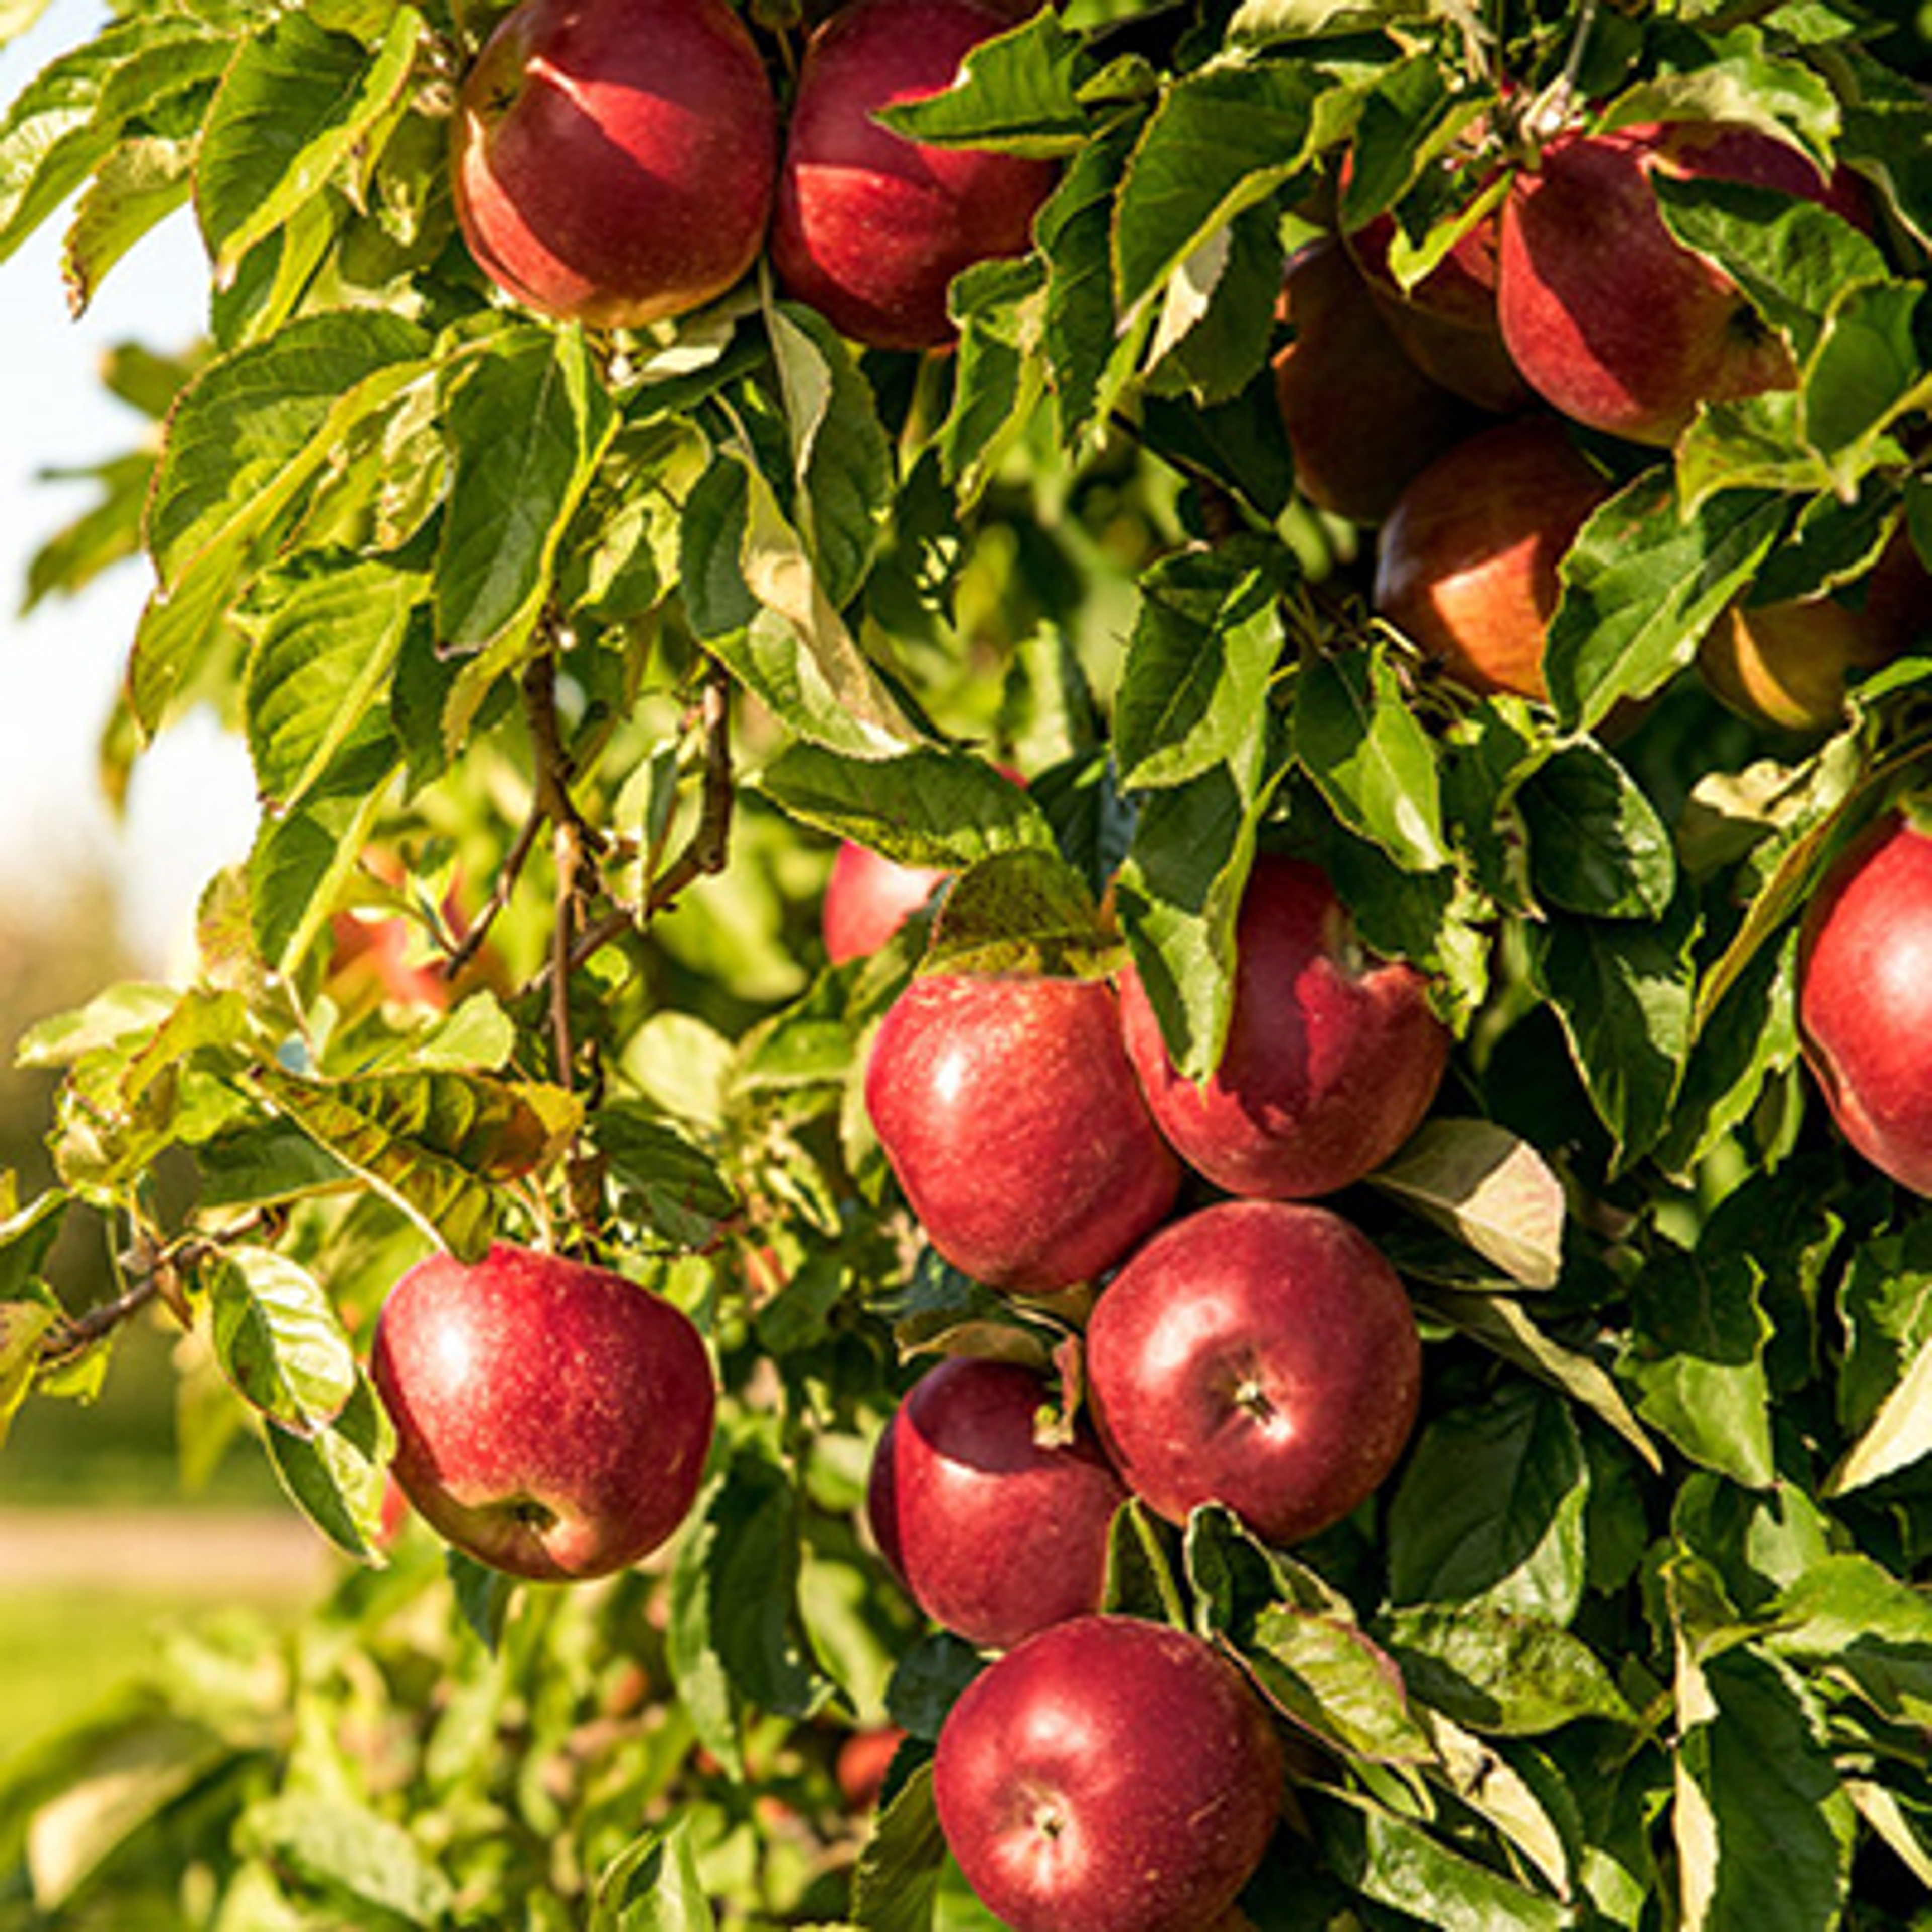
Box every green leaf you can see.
[1310,1787,1571,1932]
[1037,114,1139,444]
[1527,899,1698,1171]
[850,1761,946,1932]
[1294,639,1448,874]
[248,1064,582,1260]
[1623,1246,1775,1490]
[244,557,421,810]
[61,132,194,316]
[206,1246,357,1435]
[922,846,1115,979]
[755,744,1050,870]
[1520,740,1676,921]
[1387,1380,1590,1623]
[1245,1601,1437,1765]
[591,1818,717,1932]
[262,1372,394,1562]
[1113,58,1322,325]
[1139,362,1298,523]
[1366,1119,1565,1291]
[1674,1649,1852,1932]
[1380,1604,1635,1737]
[766,300,893,609]
[436,323,619,656]
[1545,474,1786,735]
[239,1788,455,1926]
[1829,1336,1932,1496]
[196,6,422,276]
[589,1103,740,1251]
[936,254,1049,504]
[0,1189,67,1448]
[444,1547,517,1652]
[873,7,1092,156]
[1115,545,1287,793]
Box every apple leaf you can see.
[1245,1602,1437,1766]
[1366,1119,1565,1292]
[262,1372,394,1562]
[1600,55,1844,168]
[755,744,1051,870]
[1622,1246,1776,1492]
[435,321,619,660]
[1828,1338,1932,1497]
[1545,473,1786,737]
[872,6,1093,158]
[589,1104,740,1252]
[1308,1787,1572,1932]
[238,1790,456,1928]
[0,1188,66,1447]
[244,556,420,811]
[1293,639,1449,876]
[1104,1499,1189,1630]
[1380,1604,1636,1737]
[1526,897,1698,1172]
[590,1816,718,1932]
[1387,1381,1590,1624]
[193,1117,356,1211]
[921,846,1118,979]
[1140,362,1298,522]
[246,1064,582,1261]
[1112,59,1325,327]
[194,6,421,277]
[1115,543,1290,793]
[937,253,1049,504]
[206,1246,358,1436]
[62,131,194,317]
[849,1761,946,1932]
[1415,1286,1662,1473]
[1417,1709,1576,1902]
[1520,738,1676,922]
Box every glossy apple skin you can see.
[770,0,1059,350]
[1119,854,1449,1199]
[451,0,778,328]
[1373,415,1612,700]
[369,1243,716,1581]
[1086,1200,1422,1546]
[1799,811,1932,1195]
[865,972,1182,1295]
[1272,237,1487,525]
[822,841,948,963]
[1498,122,1868,446]
[1698,528,1932,735]
[933,1614,1284,1932]
[1346,205,1535,415]
[866,1355,1128,1649]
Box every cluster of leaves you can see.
[2,0,1932,1925]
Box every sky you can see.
[0,1,257,972]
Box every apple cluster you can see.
[853,853,1448,1925]
[449,0,1054,352]
[1278,114,1931,733]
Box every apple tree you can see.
[3,0,1932,1924]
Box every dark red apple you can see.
[865,971,1182,1294]
[933,1613,1284,1932]
[1085,1199,1422,1546]
[1799,808,1932,1195]
[866,1354,1128,1648]
[1346,203,1535,415]
[1119,853,1449,1199]
[1372,414,1613,700]
[368,1242,716,1581]
[822,841,948,963]
[770,0,1059,350]
[451,0,778,328]
[1497,120,1869,446]
[1271,236,1488,525]
[1698,526,1932,735]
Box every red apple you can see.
[1372,414,1613,700]
[1085,1199,1421,1546]
[835,1724,908,1810]
[770,0,1059,350]
[866,1354,1128,1648]
[1698,526,1932,734]
[822,841,948,963]
[933,1613,1284,1932]
[1346,203,1535,415]
[1798,809,1932,1195]
[1119,853,1449,1199]
[1271,236,1488,525]
[368,1242,716,1581]
[451,0,778,329]
[1497,120,1869,446]
[865,971,1182,1294]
